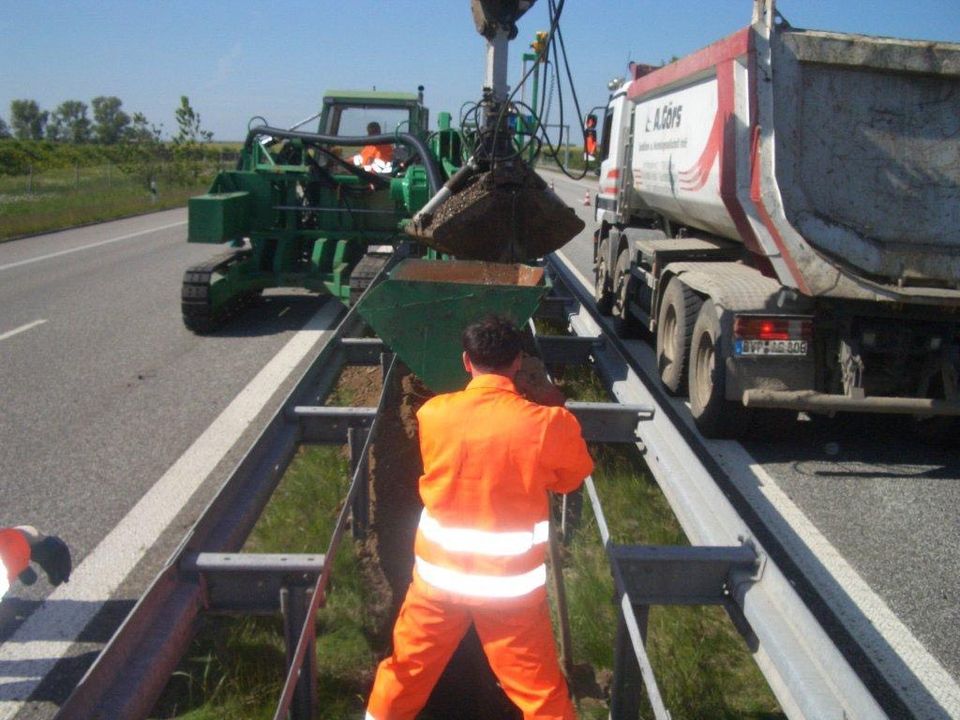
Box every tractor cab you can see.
[319,90,430,168]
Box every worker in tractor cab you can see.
[353,121,394,174]
[0,526,71,598]
[583,114,598,163]
[366,315,593,720]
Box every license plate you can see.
[735,339,809,356]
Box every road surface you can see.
[0,210,337,717]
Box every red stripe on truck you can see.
[750,125,810,294]
[678,112,721,191]
[628,28,751,99]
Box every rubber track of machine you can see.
[181,249,251,334]
[349,253,391,307]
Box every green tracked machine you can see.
[182,89,451,332]
[182,0,585,391]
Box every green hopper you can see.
[357,259,548,393]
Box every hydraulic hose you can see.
[244,126,443,195]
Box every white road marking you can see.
[0,319,47,342]
[0,300,342,715]
[0,221,187,273]
[551,248,960,715]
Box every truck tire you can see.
[612,249,641,337]
[656,278,702,395]
[688,298,752,438]
[594,237,614,315]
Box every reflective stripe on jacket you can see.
[413,374,593,605]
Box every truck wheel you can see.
[689,299,751,438]
[612,249,641,337]
[656,278,702,395]
[594,237,614,315]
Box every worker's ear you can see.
[462,352,473,374]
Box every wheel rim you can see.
[662,306,678,364]
[693,329,715,408]
[595,257,606,301]
[615,265,628,316]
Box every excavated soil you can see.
[414,165,585,263]
[361,364,523,719]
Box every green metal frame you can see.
[188,90,449,309]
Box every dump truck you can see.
[592,0,960,438]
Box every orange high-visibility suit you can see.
[366,374,593,720]
[0,528,32,597]
[360,142,394,166]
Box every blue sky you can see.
[3,1,960,141]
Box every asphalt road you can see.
[546,169,960,717]
[0,210,337,716]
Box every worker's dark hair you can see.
[462,314,522,371]
[367,121,382,135]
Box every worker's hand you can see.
[14,526,72,586]
[515,354,567,407]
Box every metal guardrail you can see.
[545,252,890,720]
[54,267,380,717]
[53,250,909,720]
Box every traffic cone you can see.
[583,191,591,206]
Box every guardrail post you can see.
[610,603,646,720]
[281,584,317,720]
[348,426,370,539]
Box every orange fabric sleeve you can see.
[540,407,593,494]
[0,528,31,582]
[359,145,378,166]
[360,144,393,165]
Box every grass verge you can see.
[152,373,379,720]
[0,165,211,241]
[558,366,783,719]
[151,357,784,719]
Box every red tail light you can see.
[734,316,813,341]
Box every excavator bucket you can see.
[357,258,548,392]
[406,163,585,262]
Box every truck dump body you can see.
[626,20,960,302]
[774,31,960,289]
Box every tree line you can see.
[0,96,212,146]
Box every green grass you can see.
[153,442,377,720]
[558,366,784,720]
[152,372,381,720]
[0,163,215,241]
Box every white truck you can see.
[592,0,960,438]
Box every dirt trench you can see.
[360,364,523,720]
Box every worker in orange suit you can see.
[366,314,594,720]
[583,114,598,162]
[355,121,394,172]
[0,526,71,597]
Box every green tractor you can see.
[180,2,586,397]
[181,88,462,333]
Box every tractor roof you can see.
[322,90,422,105]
